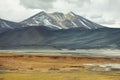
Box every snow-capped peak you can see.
[21,11,105,30]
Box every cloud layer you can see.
[20,0,56,10]
[0,0,120,27]
[0,0,40,21]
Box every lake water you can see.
[0,49,120,57]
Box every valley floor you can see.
[0,53,120,80]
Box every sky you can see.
[0,0,120,28]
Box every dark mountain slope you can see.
[0,26,120,49]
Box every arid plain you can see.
[0,53,120,80]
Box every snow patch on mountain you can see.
[21,11,106,30]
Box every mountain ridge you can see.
[0,18,26,33]
[21,11,106,30]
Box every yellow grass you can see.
[0,70,120,80]
[0,53,120,80]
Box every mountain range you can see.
[0,11,120,50]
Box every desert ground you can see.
[0,53,120,80]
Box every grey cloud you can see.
[99,20,116,25]
[20,0,56,10]
[108,0,120,10]
[67,0,91,6]
[88,14,116,25]
[78,0,120,27]
[90,15,102,19]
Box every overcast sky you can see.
[0,0,120,28]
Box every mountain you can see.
[0,26,120,49]
[0,18,25,33]
[0,11,119,50]
[21,11,106,30]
